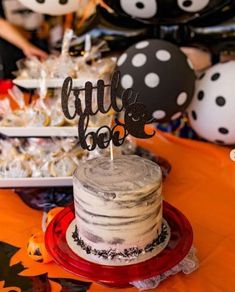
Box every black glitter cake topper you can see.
[61,71,156,151]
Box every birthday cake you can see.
[72,155,170,265]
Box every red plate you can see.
[45,201,193,287]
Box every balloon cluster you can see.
[18,0,235,145]
[99,0,235,52]
[117,39,235,145]
[103,0,231,25]
[110,0,235,146]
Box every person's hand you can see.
[181,47,211,71]
[22,43,48,60]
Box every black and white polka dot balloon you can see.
[18,0,87,16]
[117,39,196,123]
[188,61,235,145]
[177,0,210,12]
[103,0,228,24]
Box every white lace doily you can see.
[131,246,199,291]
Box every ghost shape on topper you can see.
[115,102,155,139]
[18,0,86,16]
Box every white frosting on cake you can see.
[73,155,163,263]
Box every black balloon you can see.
[103,0,233,25]
[116,39,196,123]
[69,2,235,56]
[67,6,151,54]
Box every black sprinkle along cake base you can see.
[72,223,169,261]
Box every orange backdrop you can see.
[0,131,235,291]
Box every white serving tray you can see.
[0,177,73,188]
[0,126,98,137]
[13,78,95,89]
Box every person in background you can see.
[0,18,47,60]
[0,0,49,79]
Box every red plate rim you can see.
[45,201,193,285]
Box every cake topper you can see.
[61,71,155,151]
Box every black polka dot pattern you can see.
[199,73,205,80]
[218,127,229,134]
[215,96,226,106]
[104,0,219,25]
[215,140,225,144]
[211,73,220,81]
[191,110,197,120]
[197,91,204,101]
[188,62,235,145]
[20,0,78,15]
[118,0,157,20]
[183,0,192,7]
[36,0,68,3]
[177,0,210,13]
[136,2,145,9]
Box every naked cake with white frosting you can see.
[72,155,169,265]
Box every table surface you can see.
[0,131,235,292]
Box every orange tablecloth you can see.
[1,131,235,291]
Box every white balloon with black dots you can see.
[18,0,85,16]
[188,61,235,145]
[120,0,157,19]
[177,0,210,12]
